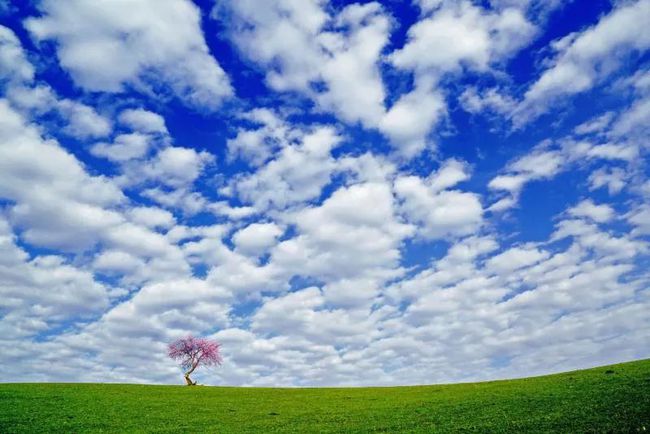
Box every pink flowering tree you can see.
[168,336,222,386]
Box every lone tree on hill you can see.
[168,336,222,385]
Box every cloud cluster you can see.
[219,0,539,157]
[515,0,650,125]
[26,0,232,110]
[0,0,648,387]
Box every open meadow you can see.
[1,359,648,433]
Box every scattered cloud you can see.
[514,0,650,125]
[26,0,233,110]
[0,0,648,387]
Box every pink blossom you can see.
[168,336,222,385]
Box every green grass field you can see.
[1,359,648,433]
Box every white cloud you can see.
[91,133,153,162]
[573,112,614,136]
[378,80,446,157]
[429,159,471,191]
[627,204,650,236]
[4,85,111,140]
[251,287,377,348]
[135,147,215,188]
[322,277,382,309]
[118,108,167,134]
[336,152,396,185]
[4,84,55,113]
[26,0,232,110]
[380,210,648,384]
[515,0,650,124]
[0,25,34,83]
[488,174,527,194]
[486,246,549,273]
[220,1,388,128]
[0,29,113,141]
[4,277,233,384]
[459,86,517,116]
[252,287,324,334]
[0,217,109,338]
[588,167,628,195]
[0,97,191,293]
[220,0,538,157]
[550,219,645,261]
[390,2,535,73]
[128,207,176,230]
[487,196,517,212]
[315,3,389,127]
[56,99,111,139]
[394,160,483,239]
[271,182,414,282]
[93,249,145,275]
[228,126,341,211]
[383,1,534,154]
[488,148,562,207]
[611,95,650,139]
[509,149,563,175]
[487,0,567,21]
[227,108,295,166]
[209,201,257,220]
[0,99,125,250]
[2,180,649,386]
[565,140,639,162]
[218,0,327,91]
[232,222,284,256]
[487,126,641,211]
[142,188,207,215]
[396,182,483,238]
[104,222,177,258]
[568,199,615,223]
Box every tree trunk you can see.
[184,364,198,385]
[184,372,197,385]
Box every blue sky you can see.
[0,0,648,386]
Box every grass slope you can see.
[1,359,649,433]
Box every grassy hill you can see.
[0,359,648,433]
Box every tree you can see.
[168,336,222,386]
